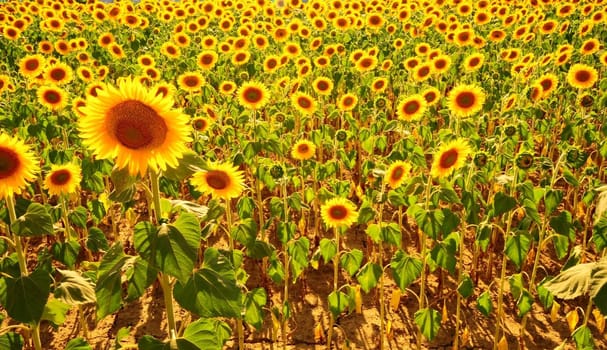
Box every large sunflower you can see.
[190,162,245,200]
[447,84,486,118]
[567,64,598,89]
[19,54,46,79]
[430,139,472,178]
[320,197,359,229]
[44,163,82,196]
[237,81,270,110]
[291,139,316,160]
[79,77,191,177]
[0,133,39,199]
[44,61,73,85]
[385,161,411,189]
[396,94,427,121]
[37,85,68,111]
[535,73,558,98]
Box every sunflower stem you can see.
[281,180,290,350]
[31,322,42,350]
[327,226,340,350]
[417,174,433,349]
[225,199,245,349]
[6,195,28,276]
[61,196,74,242]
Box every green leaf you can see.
[5,268,51,324]
[550,211,574,237]
[504,233,531,270]
[411,206,443,240]
[365,223,381,242]
[65,338,92,350]
[572,325,595,350]
[553,234,570,260]
[232,218,258,246]
[236,197,255,219]
[124,257,157,302]
[41,298,70,327]
[543,262,594,300]
[544,189,563,216]
[340,249,363,277]
[114,327,131,350]
[319,238,337,264]
[477,291,493,316]
[592,214,607,251]
[68,206,88,229]
[137,336,169,350]
[246,240,275,259]
[429,235,458,275]
[134,213,200,282]
[244,288,267,331]
[287,237,310,282]
[589,260,607,316]
[328,291,349,317]
[414,307,441,341]
[509,273,524,300]
[356,263,382,293]
[182,318,232,350]
[108,167,136,203]
[491,192,517,217]
[96,243,127,320]
[391,250,422,292]
[11,203,53,236]
[457,274,474,298]
[277,221,296,244]
[538,278,554,310]
[174,248,242,318]
[51,240,80,268]
[517,290,534,318]
[0,333,23,350]
[86,227,109,253]
[54,269,96,306]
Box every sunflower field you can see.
[1,0,607,349]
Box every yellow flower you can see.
[237,81,270,110]
[44,163,82,196]
[430,139,472,178]
[291,140,316,160]
[291,91,317,115]
[385,161,412,189]
[396,95,427,121]
[37,85,68,111]
[190,162,245,200]
[447,84,486,118]
[0,133,39,199]
[321,197,359,229]
[567,64,598,89]
[79,77,191,176]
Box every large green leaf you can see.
[182,318,231,350]
[86,227,109,253]
[414,307,441,341]
[550,211,574,237]
[572,325,595,350]
[134,213,200,283]
[543,262,593,300]
[244,288,267,330]
[477,291,493,316]
[356,263,381,293]
[174,248,242,318]
[328,291,349,317]
[65,338,92,350]
[504,233,531,271]
[0,333,23,350]
[124,256,157,302]
[10,203,53,236]
[319,238,337,264]
[95,243,128,320]
[340,249,363,277]
[41,298,70,327]
[287,237,310,282]
[490,192,517,218]
[391,250,422,292]
[589,260,607,316]
[5,268,51,324]
[51,241,80,268]
[54,269,96,306]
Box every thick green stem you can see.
[282,181,289,350]
[6,195,28,276]
[149,170,164,225]
[417,175,433,349]
[31,323,42,350]
[159,273,177,340]
[78,305,88,339]
[327,227,340,349]
[61,197,74,241]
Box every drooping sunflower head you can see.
[190,162,245,200]
[430,139,473,178]
[0,133,39,199]
[396,94,427,121]
[320,196,359,229]
[79,77,192,177]
[385,161,412,189]
[237,81,270,110]
[44,163,82,196]
[447,84,486,118]
[291,139,316,161]
[567,63,598,89]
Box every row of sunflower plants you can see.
[1,0,607,349]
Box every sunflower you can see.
[291,139,316,160]
[137,54,156,67]
[312,76,333,96]
[396,95,427,121]
[432,54,452,75]
[192,117,212,133]
[355,55,378,72]
[108,44,125,59]
[44,62,73,85]
[535,73,558,98]
[0,133,39,199]
[190,162,245,200]
[39,40,54,54]
[567,64,598,89]
[421,87,441,106]
[291,91,317,115]
[600,52,607,67]
[19,54,46,79]
[447,84,486,118]
[430,139,472,178]
[337,93,358,111]
[385,161,411,189]
[79,77,191,176]
[231,50,251,66]
[161,42,181,59]
[219,81,236,95]
[44,163,81,196]
[237,81,270,110]
[197,50,218,70]
[580,38,600,55]
[404,57,420,71]
[76,67,94,82]
[320,197,359,229]
[371,77,388,93]
[177,72,205,93]
[463,53,484,72]
[37,85,68,111]
[412,63,433,82]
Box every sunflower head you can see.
[320,197,359,229]
[237,81,270,110]
[447,84,486,118]
[291,139,316,161]
[430,139,473,178]
[0,133,39,199]
[385,161,411,189]
[79,77,191,176]
[44,163,82,196]
[396,95,427,121]
[190,162,245,200]
[567,63,598,89]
